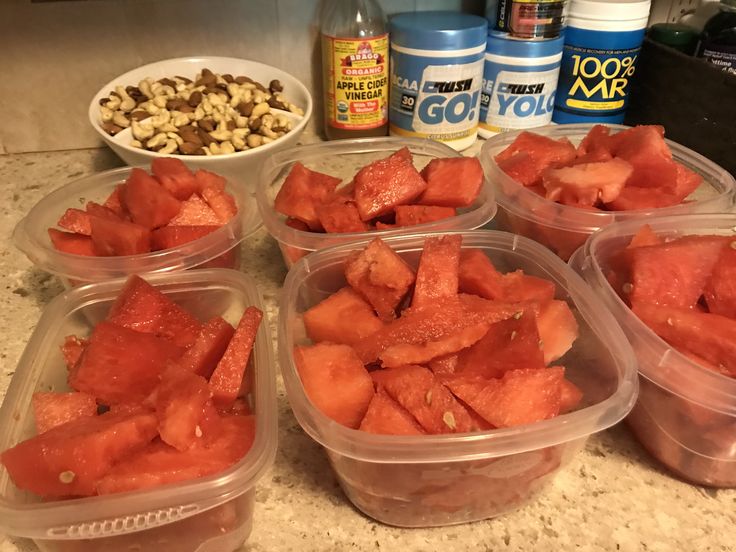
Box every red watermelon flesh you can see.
[303,287,384,346]
[89,216,151,256]
[704,244,736,318]
[344,237,416,321]
[541,158,632,207]
[559,377,584,413]
[632,302,736,377]
[604,186,682,211]
[86,202,122,221]
[495,132,577,186]
[193,169,227,193]
[294,343,375,428]
[428,354,459,376]
[124,168,181,229]
[168,194,222,226]
[151,158,199,200]
[0,410,158,498]
[69,322,184,405]
[174,316,235,378]
[353,149,428,221]
[501,271,556,306]
[209,306,262,408]
[150,225,220,250]
[316,196,369,233]
[457,310,545,379]
[379,322,492,368]
[32,392,98,434]
[458,249,506,300]
[48,229,96,256]
[672,162,703,201]
[57,208,92,236]
[611,126,678,191]
[61,335,87,369]
[624,236,727,309]
[200,187,238,223]
[103,185,127,218]
[371,365,474,434]
[412,234,462,308]
[394,205,456,227]
[418,157,484,207]
[536,300,579,364]
[96,414,255,495]
[359,387,426,435]
[274,162,340,230]
[155,369,213,451]
[107,275,203,348]
[627,224,663,248]
[576,124,612,157]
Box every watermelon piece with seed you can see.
[69,322,184,404]
[359,387,426,435]
[294,343,375,428]
[32,392,98,434]
[1,410,158,498]
[90,216,151,256]
[303,287,384,346]
[123,168,182,229]
[541,158,632,207]
[209,306,263,408]
[151,225,220,250]
[107,275,203,348]
[155,368,214,451]
[371,365,474,434]
[495,132,577,186]
[412,234,462,308]
[536,300,578,364]
[353,148,427,221]
[173,316,235,378]
[48,229,96,256]
[57,208,92,235]
[274,162,340,230]
[316,196,369,233]
[344,237,416,321]
[394,205,456,227]
[61,335,87,369]
[151,158,200,200]
[418,157,484,207]
[704,244,736,318]
[168,194,222,226]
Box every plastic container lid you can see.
[390,11,488,51]
[486,31,565,59]
[648,23,699,53]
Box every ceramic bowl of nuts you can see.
[88,56,312,188]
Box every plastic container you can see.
[13,167,261,287]
[486,0,566,38]
[278,230,638,527]
[256,137,497,268]
[0,269,277,551]
[480,123,736,261]
[479,32,564,138]
[553,0,651,124]
[570,214,736,487]
[388,12,488,151]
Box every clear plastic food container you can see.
[256,137,497,268]
[13,167,262,287]
[571,214,736,487]
[0,269,277,551]
[479,124,736,261]
[279,230,638,527]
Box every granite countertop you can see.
[0,146,734,552]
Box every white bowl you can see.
[88,56,313,189]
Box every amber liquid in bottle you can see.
[321,0,389,140]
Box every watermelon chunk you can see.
[501,271,556,306]
[495,152,540,187]
[90,216,151,256]
[61,335,87,369]
[632,302,736,377]
[150,225,220,250]
[576,124,613,157]
[359,387,426,435]
[412,234,462,308]
[123,168,182,229]
[97,414,255,495]
[155,369,214,451]
[107,275,203,348]
[627,224,663,248]
[274,162,340,230]
[86,201,122,221]
[536,300,578,364]
[604,186,681,211]
[193,169,227,193]
[371,365,474,434]
[559,377,583,413]
[458,249,505,300]
[69,322,184,404]
[428,354,459,376]
[294,343,375,428]
[495,132,577,186]
[209,306,263,408]
[353,148,428,221]
[609,126,677,190]
[303,287,384,346]
[174,316,235,378]
[151,158,199,200]
[704,244,736,318]
[457,310,545,379]
[344,237,416,321]
[418,157,484,207]
[48,229,96,256]
[32,392,98,434]
[316,196,369,233]
[103,184,128,218]
[57,208,92,235]
[168,194,223,226]
[672,162,702,200]
[541,158,632,207]
[0,410,158,498]
[394,205,456,227]
[200,187,238,223]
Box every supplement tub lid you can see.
[390,11,488,52]
[568,0,651,23]
[486,31,565,60]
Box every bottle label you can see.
[323,33,389,130]
[702,45,736,76]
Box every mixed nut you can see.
[98,68,305,155]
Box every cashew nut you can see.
[149,109,171,128]
[253,90,267,104]
[131,139,143,148]
[112,111,131,128]
[235,116,248,128]
[209,128,233,141]
[138,79,154,99]
[146,132,168,149]
[115,86,136,112]
[250,101,270,118]
[246,134,263,148]
[159,139,178,155]
[193,105,205,121]
[219,140,235,154]
[209,142,222,155]
[153,95,168,109]
[171,111,190,127]
[202,98,213,115]
[100,106,114,123]
[131,120,155,141]
[158,123,178,133]
[167,131,184,145]
[105,96,121,110]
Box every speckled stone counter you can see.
[0,148,733,552]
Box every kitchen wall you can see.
[0,0,484,154]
